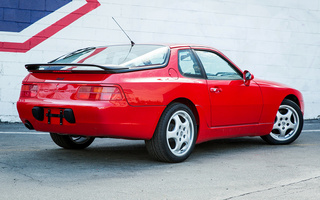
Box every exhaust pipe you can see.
[24,121,34,130]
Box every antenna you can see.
[112,17,135,46]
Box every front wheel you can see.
[145,103,197,163]
[50,133,95,149]
[261,99,303,145]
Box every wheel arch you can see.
[168,98,200,127]
[284,94,300,108]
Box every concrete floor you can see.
[0,120,320,200]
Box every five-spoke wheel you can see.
[145,103,197,163]
[166,110,194,157]
[261,99,303,144]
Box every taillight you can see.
[77,86,123,101]
[20,84,38,98]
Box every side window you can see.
[178,49,202,78]
[195,50,242,80]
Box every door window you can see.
[195,50,242,80]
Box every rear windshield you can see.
[47,44,169,70]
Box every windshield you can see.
[50,44,169,69]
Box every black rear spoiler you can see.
[25,63,129,73]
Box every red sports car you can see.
[17,44,304,162]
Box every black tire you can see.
[145,103,197,163]
[50,133,95,149]
[261,99,303,145]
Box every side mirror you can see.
[243,70,254,86]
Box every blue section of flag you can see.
[0,0,72,32]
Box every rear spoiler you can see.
[25,63,129,73]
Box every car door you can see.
[194,49,263,127]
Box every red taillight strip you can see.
[77,86,123,101]
[20,84,38,98]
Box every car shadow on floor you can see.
[195,136,267,151]
[32,136,269,166]
[0,136,294,182]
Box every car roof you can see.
[91,43,222,57]
[94,43,216,50]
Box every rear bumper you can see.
[17,99,165,140]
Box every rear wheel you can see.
[145,103,197,163]
[261,99,303,145]
[50,133,95,149]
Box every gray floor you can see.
[0,120,320,200]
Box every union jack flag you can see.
[0,0,100,53]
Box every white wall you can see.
[0,0,319,122]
